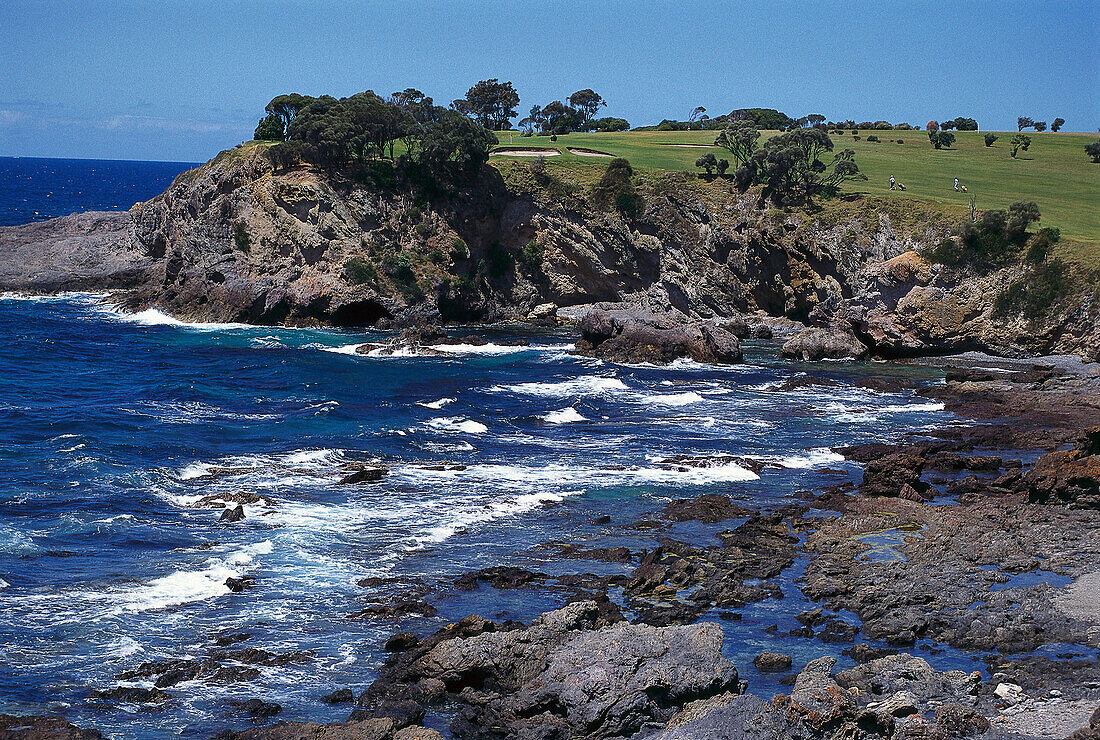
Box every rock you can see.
[527,302,557,322]
[781,325,868,361]
[661,494,751,523]
[321,688,354,704]
[574,309,742,365]
[845,644,899,663]
[365,601,738,740]
[935,702,990,736]
[225,576,256,593]
[993,681,1024,705]
[859,451,928,498]
[752,652,792,671]
[211,718,397,740]
[236,698,281,718]
[214,632,252,647]
[349,600,437,620]
[338,467,387,485]
[91,686,171,704]
[384,633,419,653]
[0,714,104,739]
[453,566,546,591]
[219,504,245,522]
[1026,426,1100,509]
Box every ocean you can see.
[0,159,978,738]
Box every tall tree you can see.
[568,89,607,131]
[1051,118,1065,132]
[688,106,707,123]
[714,119,760,167]
[1017,116,1033,131]
[460,79,520,130]
[265,93,315,138]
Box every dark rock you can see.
[234,699,282,718]
[661,493,751,523]
[775,375,839,391]
[225,576,256,593]
[219,505,245,523]
[845,644,899,663]
[1026,426,1100,509]
[384,633,419,653]
[0,714,104,739]
[338,467,387,485]
[214,632,252,647]
[91,686,170,704]
[590,514,611,524]
[454,566,546,591]
[934,703,990,736]
[752,652,793,671]
[859,451,929,498]
[321,688,354,704]
[349,600,437,620]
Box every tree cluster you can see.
[713,122,866,204]
[261,90,497,189]
[452,79,520,131]
[1018,116,1064,132]
[519,90,627,135]
[939,117,978,131]
[927,201,1043,270]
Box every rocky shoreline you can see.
[8,354,1096,739]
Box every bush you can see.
[451,237,470,260]
[852,135,861,141]
[926,201,1042,270]
[866,135,880,142]
[897,139,905,144]
[344,257,377,285]
[695,152,718,175]
[1086,140,1100,163]
[518,237,544,271]
[984,133,998,147]
[593,158,641,217]
[994,259,1071,321]
[1010,134,1031,158]
[231,221,251,252]
[1026,227,1060,264]
[928,130,956,149]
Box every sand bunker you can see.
[491,147,561,157]
[567,147,614,157]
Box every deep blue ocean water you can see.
[0,159,998,738]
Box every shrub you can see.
[925,201,1042,270]
[897,139,905,144]
[928,130,956,149]
[451,237,470,260]
[1086,140,1100,163]
[834,129,844,135]
[429,248,445,263]
[994,259,1071,320]
[852,135,861,141]
[717,158,730,176]
[232,221,250,252]
[518,237,544,271]
[1010,134,1031,158]
[550,134,557,141]
[984,133,998,147]
[1026,227,1060,264]
[593,158,641,217]
[344,257,377,285]
[866,135,880,142]
[695,152,718,175]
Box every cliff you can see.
[1,142,1097,361]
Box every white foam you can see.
[114,307,254,331]
[0,578,8,589]
[178,462,213,481]
[540,407,587,424]
[0,291,108,304]
[417,397,456,410]
[641,391,704,406]
[320,343,365,355]
[409,490,571,548]
[427,417,488,434]
[493,376,629,398]
[114,541,272,613]
[772,448,847,469]
[105,636,144,658]
[282,449,340,466]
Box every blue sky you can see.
[1,0,1097,161]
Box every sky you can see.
[1,0,1097,162]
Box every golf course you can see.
[490,128,1099,263]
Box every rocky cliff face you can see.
[1,142,1097,360]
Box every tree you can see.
[807,114,826,127]
[714,119,760,167]
[593,158,640,217]
[1085,140,1100,163]
[745,128,866,204]
[940,120,956,131]
[730,108,794,130]
[459,79,520,130]
[568,89,607,131]
[952,117,978,131]
[716,158,730,176]
[254,113,285,141]
[1010,134,1031,158]
[541,100,579,134]
[265,93,315,139]
[926,120,939,131]
[1051,118,1065,132]
[984,133,998,147]
[695,152,717,175]
[1018,116,1033,131]
[591,117,629,132]
[928,131,956,149]
[1033,121,1047,132]
[688,106,707,124]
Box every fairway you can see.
[491,129,1099,262]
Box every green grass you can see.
[490,129,1100,263]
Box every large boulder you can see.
[366,601,740,740]
[1026,426,1100,509]
[574,309,742,365]
[781,325,869,361]
[0,714,103,739]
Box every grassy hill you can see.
[490,129,1099,263]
